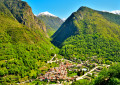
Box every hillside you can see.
[37,13,63,36]
[52,6,120,61]
[1,0,48,37]
[0,1,58,84]
[98,11,120,25]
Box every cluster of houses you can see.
[38,57,107,83]
[38,62,77,82]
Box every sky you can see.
[22,0,120,19]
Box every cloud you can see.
[34,14,37,16]
[110,10,120,15]
[62,18,66,21]
[102,10,120,15]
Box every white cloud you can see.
[62,18,66,21]
[37,11,57,17]
[34,14,37,16]
[102,10,120,15]
[110,10,120,15]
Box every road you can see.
[47,56,74,64]
[75,65,110,81]
[47,54,57,63]
[51,54,56,61]
[68,66,103,84]
[76,66,100,80]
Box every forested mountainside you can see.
[98,11,120,25]
[52,6,120,61]
[0,0,58,84]
[1,0,48,36]
[72,63,120,85]
[37,15,63,36]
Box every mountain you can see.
[0,0,58,84]
[37,12,64,36]
[99,11,120,25]
[1,0,48,37]
[52,6,120,61]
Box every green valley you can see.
[0,0,120,85]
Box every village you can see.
[16,55,111,85]
[37,55,110,84]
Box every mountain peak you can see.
[37,11,57,17]
[77,6,91,11]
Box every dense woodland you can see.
[72,63,120,85]
[60,34,120,62]
[0,0,59,84]
[52,7,120,62]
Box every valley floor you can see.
[18,55,110,85]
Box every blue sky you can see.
[22,0,120,19]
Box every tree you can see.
[0,70,4,77]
